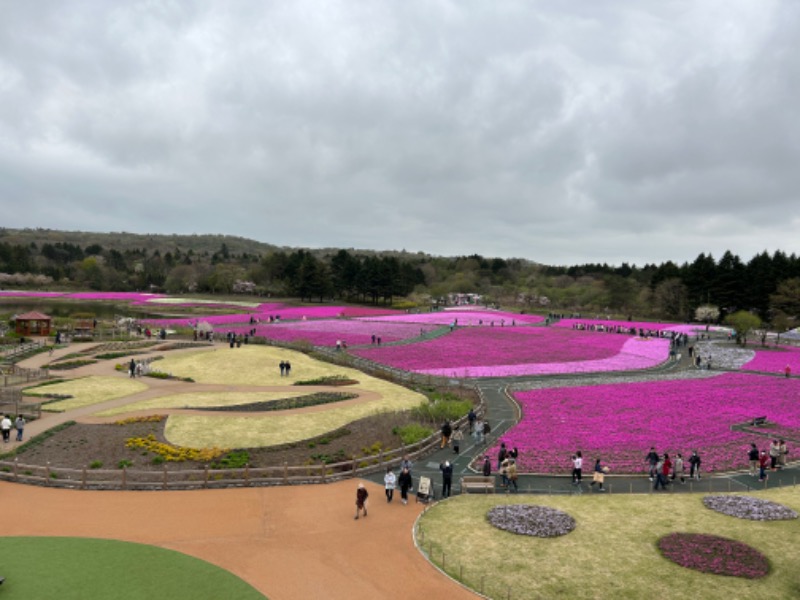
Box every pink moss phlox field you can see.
[223,319,438,346]
[356,310,544,326]
[554,318,704,335]
[352,327,668,377]
[743,345,800,374]
[493,373,800,474]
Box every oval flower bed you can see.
[657,532,770,578]
[703,495,799,521]
[486,504,576,538]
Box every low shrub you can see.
[393,423,433,445]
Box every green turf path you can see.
[0,537,266,600]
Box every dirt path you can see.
[5,342,478,599]
[0,479,477,600]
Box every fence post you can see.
[81,468,87,490]
[204,465,209,488]
[442,552,445,571]
[283,462,288,484]
[45,461,51,485]
[163,465,168,490]
[13,458,18,481]
[122,466,127,490]
[321,463,326,483]
[245,463,250,486]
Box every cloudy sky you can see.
[1,1,798,266]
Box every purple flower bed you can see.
[352,328,668,377]
[221,319,439,346]
[657,533,770,578]
[494,373,800,474]
[356,310,544,326]
[702,495,798,521]
[742,345,800,374]
[486,504,576,537]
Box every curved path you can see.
[3,342,478,599]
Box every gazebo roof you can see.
[15,311,52,321]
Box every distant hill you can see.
[0,228,281,257]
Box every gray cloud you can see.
[2,0,798,266]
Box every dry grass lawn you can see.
[164,390,422,448]
[95,390,308,417]
[417,489,800,600]
[24,377,148,412]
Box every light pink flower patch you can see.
[494,373,800,474]
[352,327,668,376]
[223,319,438,346]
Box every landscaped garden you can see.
[416,488,800,599]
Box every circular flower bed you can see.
[703,495,798,521]
[486,504,576,538]
[657,533,770,578]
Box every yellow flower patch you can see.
[125,434,228,462]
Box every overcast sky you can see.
[2,1,798,266]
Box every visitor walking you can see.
[758,450,769,482]
[769,440,780,470]
[14,415,25,442]
[354,483,369,519]
[571,451,583,485]
[467,409,476,434]
[397,467,413,505]
[1,415,11,443]
[482,455,492,476]
[497,442,508,470]
[688,450,702,480]
[129,358,136,378]
[673,453,685,484]
[451,426,463,454]
[384,467,396,503]
[778,439,788,469]
[589,458,607,492]
[506,458,518,492]
[645,447,659,481]
[440,421,452,449]
[279,361,286,377]
[439,460,453,498]
[748,443,759,476]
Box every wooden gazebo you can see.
[14,311,53,337]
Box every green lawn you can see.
[0,537,266,600]
[416,488,800,600]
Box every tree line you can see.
[1,237,799,330]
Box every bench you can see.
[460,475,495,494]
[752,416,767,426]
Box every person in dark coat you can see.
[354,483,368,519]
[439,460,453,498]
[440,421,452,449]
[397,467,413,505]
[482,455,492,476]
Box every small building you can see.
[14,311,53,337]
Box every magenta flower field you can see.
[356,310,544,326]
[494,373,800,474]
[352,327,669,377]
[742,345,800,374]
[222,319,439,346]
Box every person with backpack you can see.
[688,450,702,480]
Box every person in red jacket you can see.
[758,450,770,482]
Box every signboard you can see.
[416,476,433,503]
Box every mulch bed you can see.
[10,412,424,472]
